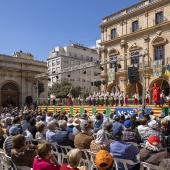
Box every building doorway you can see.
[1,82,19,107]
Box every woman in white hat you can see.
[72,118,81,136]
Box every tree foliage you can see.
[49,79,82,98]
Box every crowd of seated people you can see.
[0,106,170,170]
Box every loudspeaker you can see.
[128,66,139,83]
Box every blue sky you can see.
[0,0,140,61]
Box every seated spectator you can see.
[22,114,32,133]
[46,121,57,142]
[60,149,82,170]
[36,115,41,125]
[88,119,95,135]
[46,112,54,124]
[28,117,37,139]
[140,135,170,166]
[110,127,140,170]
[13,116,23,134]
[103,122,114,140]
[72,118,81,136]
[4,117,12,129]
[113,116,124,131]
[55,120,74,147]
[94,113,103,133]
[80,113,88,127]
[95,150,114,170]
[4,126,20,157]
[33,142,60,170]
[159,159,170,170]
[66,118,74,133]
[137,118,149,139]
[11,134,36,168]
[0,128,5,149]
[74,123,94,149]
[90,129,110,153]
[35,123,46,140]
[160,118,169,136]
[122,120,141,144]
[142,119,166,147]
[130,114,140,131]
[165,110,170,121]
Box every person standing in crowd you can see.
[119,91,124,106]
[133,93,139,105]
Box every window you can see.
[81,55,83,59]
[87,71,91,76]
[69,52,71,57]
[86,56,89,61]
[52,68,56,73]
[156,12,163,25]
[94,72,100,76]
[70,60,74,65]
[90,57,93,61]
[154,46,164,62]
[110,56,117,68]
[70,79,75,82]
[131,51,140,65]
[76,77,80,81]
[132,20,138,32]
[111,29,116,39]
[82,79,86,82]
[74,53,77,58]
[52,60,55,66]
[56,59,60,65]
[64,59,69,63]
[76,61,80,65]
[149,0,156,3]
[52,77,55,83]
[48,61,51,67]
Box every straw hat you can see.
[73,118,81,126]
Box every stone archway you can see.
[149,78,170,96]
[126,82,143,98]
[107,83,120,93]
[1,82,19,107]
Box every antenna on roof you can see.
[69,37,72,45]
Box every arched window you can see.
[1,82,19,91]
[108,48,119,69]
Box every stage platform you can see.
[38,105,170,117]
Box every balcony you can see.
[153,16,168,26]
[107,33,119,40]
[130,25,142,33]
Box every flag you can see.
[152,59,162,77]
[165,65,170,77]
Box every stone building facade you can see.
[99,0,170,100]
[0,51,48,107]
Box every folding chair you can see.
[87,151,98,170]
[141,162,159,170]
[0,151,7,170]
[79,149,92,170]
[50,142,62,164]
[114,157,140,170]
[59,145,72,164]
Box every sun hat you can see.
[148,120,159,129]
[124,120,132,128]
[148,135,160,146]
[73,118,81,126]
[113,127,123,139]
[9,126,19,134]
[81,122,90,130]
[95,150,114,170]
[67,118,74,126]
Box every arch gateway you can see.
[0,82,19,107]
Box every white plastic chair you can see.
[4,154,15,170]
[50,142,62,164]
[79,149,92,170]
[141,162,159,170]
[114,157,140,170]
[0,151,7,170]
[59,145,72,164]
[87,151,98,170]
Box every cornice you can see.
[100,20,170,46]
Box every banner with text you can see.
[107,68,115,81]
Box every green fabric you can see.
[92,107,97,115]
[46,106,49,112]
[53,106,56,113]
[106,107,111,118]
[80,106,84,117]
[70,106,73,115]
[60,106,64,112]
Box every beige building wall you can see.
[0,52,48,106]
[99,0,170,100]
